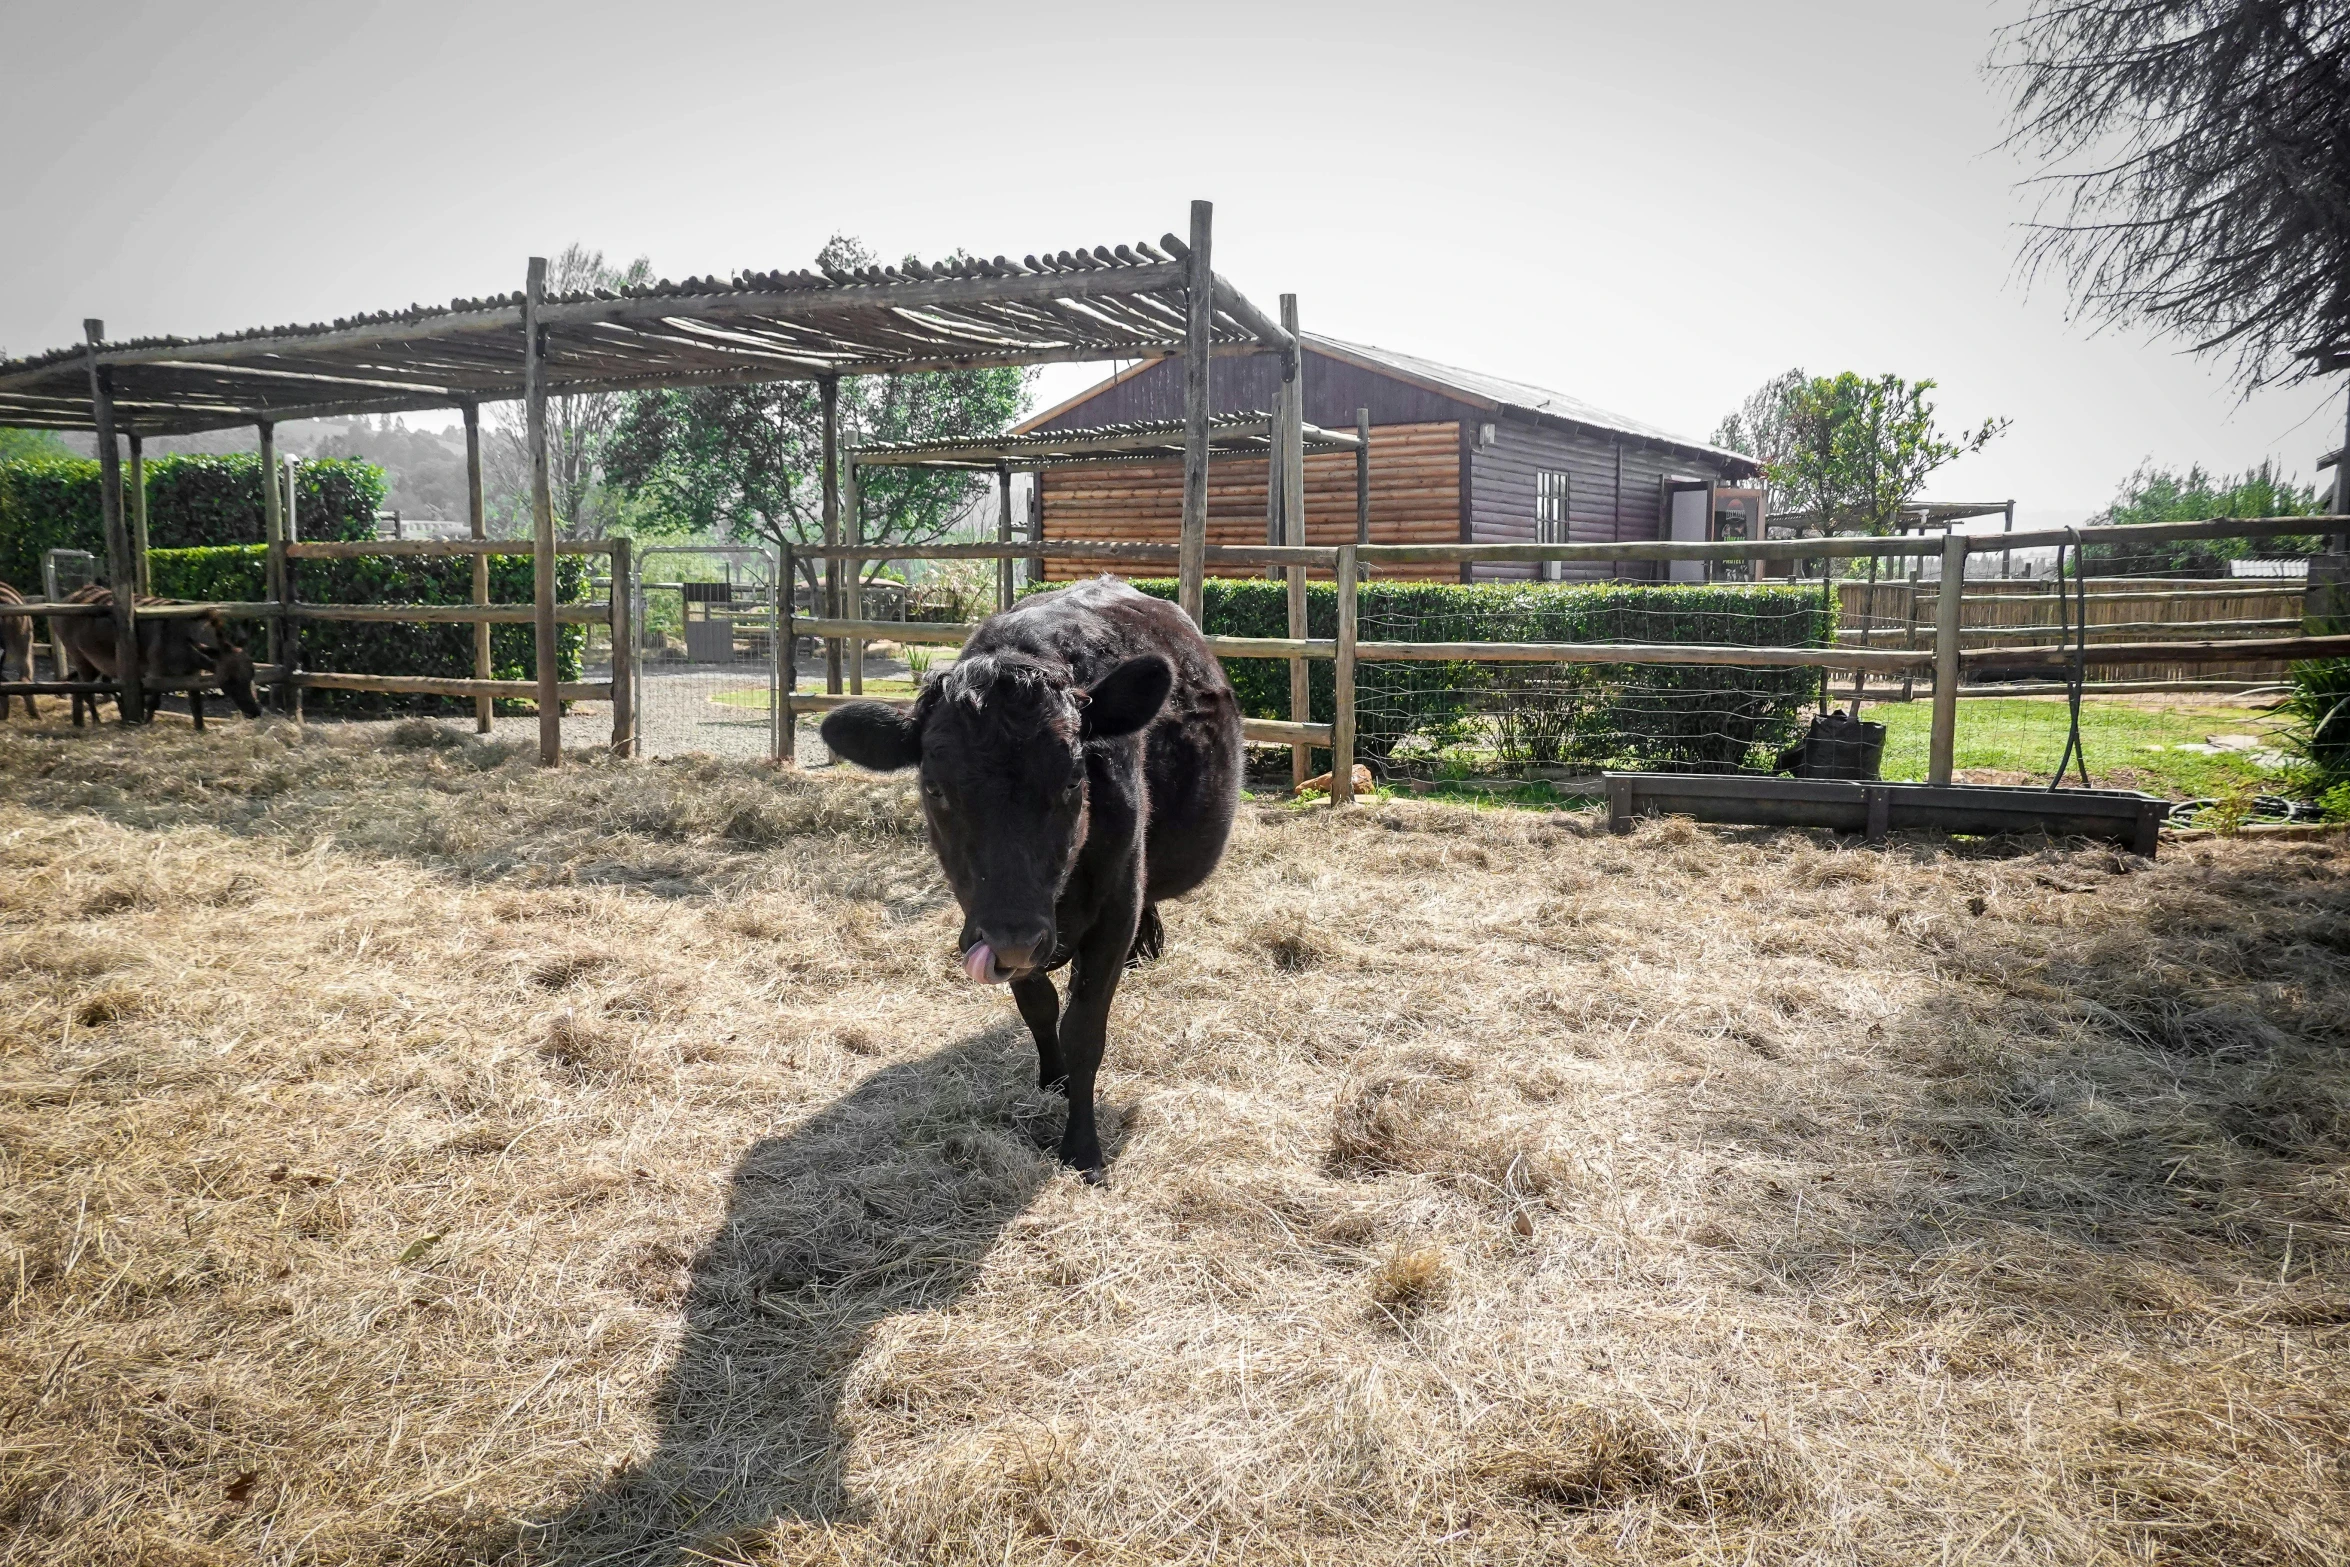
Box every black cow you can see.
[821,576,1243,1179]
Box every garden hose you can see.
[2049,529,2092,790]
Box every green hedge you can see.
[150,545,587,716]
[0,454,384,592]
[1104,577,1834,773]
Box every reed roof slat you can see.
[0,238,1285,435]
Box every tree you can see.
[0,428,69,462]
[1995,0,2350,389]
[486,243,653,537]
[1715,371,2007,542]
[603,236,1031,594]
[2082,458,2324,572]
[1711,368,1809,515]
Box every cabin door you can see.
[1666,481,1711,583]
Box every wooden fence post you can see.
[1333,543,1357,806]
[1178,199,1213,625]
[845,458,863,696]
[780,542,797,764]
[524,256,559,767]
[1280,295,1309,788]
[821,376,842,693]
[259,419,287,711]
[608,535,633,756]
[996,462,1014,613]
[1928,530,1969,785]
[83,322,142,724]
[128,434,150,595]
[463,400,492,733]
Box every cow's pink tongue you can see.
[962,943,998,984]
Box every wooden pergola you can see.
[0,201,1293,762]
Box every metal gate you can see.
[631,546,782,761]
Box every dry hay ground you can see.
[2,718,2348,1567]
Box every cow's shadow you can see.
[512,1027,1059,1564]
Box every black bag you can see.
[1773,710,1887,781]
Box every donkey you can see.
[56,585,263,729]
[0,580,35,719]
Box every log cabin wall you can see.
[1038,422,1462,581]
[1467,418,1750,582]
[1026,339,1755,583]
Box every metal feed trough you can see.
[1604,772,2168,857]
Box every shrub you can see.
[2282,657,2350,797]
[1098,577,1832,772]
[0,453,384,591]
[148,545,587,715]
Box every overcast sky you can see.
[5,0,2344,526]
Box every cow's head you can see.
[821,651,1172,983]
[195,620,263,718]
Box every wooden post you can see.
[821,375,842,693]
[1333,543,1357,806]
[463,400,492,732]
[767,547,783,762]
[83,322,142,724]
[996,462,1014,613]
[128,434,150,595]
[1028,475,1044,586]
[1355,407,1371,549]
[283,453,304,721]
[1927,530,1968,786]
[1178,199,1213,624]
[780,542,797,764]
[608,535,633,756]
[855,455,874,695]
[1280,295,1309,788]
[259,419,287,709]
[2001,499,2015,581]
[524,255,559,767]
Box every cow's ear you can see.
[821,701,922,771]
[1081,655,1172,740]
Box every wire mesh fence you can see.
[632,546,781,763]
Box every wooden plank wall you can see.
[1839,576,2308,682]
[1040,421,1461,581]
[1470,419,1746,582]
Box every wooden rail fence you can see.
[775,516,2348,803]
[0,537,635,755]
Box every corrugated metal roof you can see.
[1304,333,1758,470]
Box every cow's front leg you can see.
[1054,905,1140,1182]
[1011,972,1063,1092]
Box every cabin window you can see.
[1535,470,1570,580]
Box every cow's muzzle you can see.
[963,928,1049,984]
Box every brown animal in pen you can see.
[0,580,36,719]
[55,584,263,729]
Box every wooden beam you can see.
[286,539,614,558]
[84,322,143,724]
[525,256,559,766]
[464,400,492,732]
[291,603,609,624]
[293,672,610,700]
[1178,200,1213,624]
[1355,409,1371,549]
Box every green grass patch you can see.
[1872,697,2286,799]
